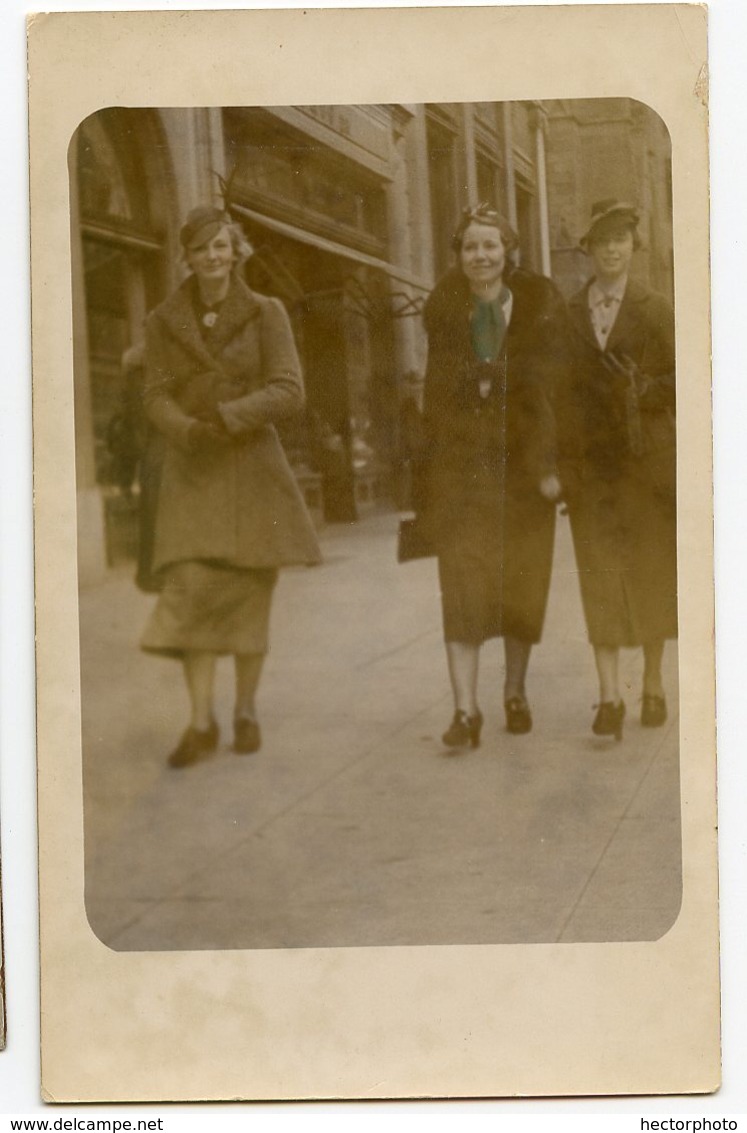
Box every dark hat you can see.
[179,205,232,250]
[580,198,640,248]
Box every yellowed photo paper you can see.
[0,861,5,1050]
[29,5,717,1102]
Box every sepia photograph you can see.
[29,5,717,1103]
[73,98,681,953]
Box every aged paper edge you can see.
[28,4,717,1103]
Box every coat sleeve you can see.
[217,298,305,436]
[512,277,568,484]
[636,291,676,411]
[141,313,195,451]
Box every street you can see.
[80,509,681,951]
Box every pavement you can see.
[80,508,681,951]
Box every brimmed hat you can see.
[579,199,640,249]
[179,205,232,250]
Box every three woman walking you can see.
[137,197,676,766]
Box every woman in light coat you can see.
[141,205,321,767]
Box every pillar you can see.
[502,103,518,232]
[461,104,479,206]
[70,135,107,584]
[531,103,552,277]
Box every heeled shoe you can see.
[592,700,626,742]
[168,719,219,768]
[641,694,667,728]
[234,715,261,754]
[442,709,483,750]
[505,696,532,735]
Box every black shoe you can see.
[592,700,626,742]
[234,716,261,754]
[505,696,532,735]
[168,720,219,768]
[641,694,667,728]
[442,709,483,750]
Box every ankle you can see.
[234,707,257,723]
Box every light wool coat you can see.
[143,275,321,572]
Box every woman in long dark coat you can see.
[140,205,321,768]
[558,199,677,741]
[418,204,564,749]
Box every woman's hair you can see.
[451,203,520,257]
[225,220,255,266]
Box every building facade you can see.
[70,99,673,581]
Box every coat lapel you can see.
[157,275,260,369]
[603,278,648,355]
[204,275,260,355]
[568,282,599,354]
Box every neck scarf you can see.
[471,286,511,362]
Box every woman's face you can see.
[186,225,236,286]
[460,222,506,291]
[589,225,635,283]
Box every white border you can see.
[3,0,746,1119]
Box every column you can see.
[386,120,421,378]
[70,135,107,583]
[404,105,435,289]
[531,104,552,277]
[159,108,221,215]
[502,103,518,231]
[461,104,479,205]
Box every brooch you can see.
[202,311,219,329]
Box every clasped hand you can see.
[187,416,232,455]
[539,473,563,503]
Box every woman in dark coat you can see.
[418,204,564,749]
[140,205,321,768]
[558,199,677,741]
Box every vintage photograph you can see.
[72,98,681,952]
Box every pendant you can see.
[202,310,218,328]
[478,379,492,399]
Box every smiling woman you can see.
[139,205,321,768]
[414,203,566,748]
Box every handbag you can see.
[397,515,435,563]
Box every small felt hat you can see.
[579,198,640,249]
[179,205,232,250]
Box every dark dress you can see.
[418,267,564,645]
[558,277,677,647]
